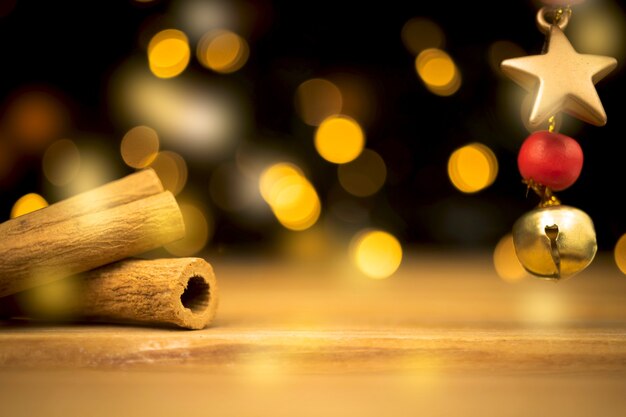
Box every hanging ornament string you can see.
[500,1,617,281]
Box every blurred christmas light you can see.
[147,29,191,79]
[614,234,626,275]
[165,202,212,256]
[197,29,249,73]
[448,143,498,193]
[570,1,626,61]
[3,90,69,153]
[260,163,321,231]
[273,181,320,231]
[173,0,235,40]
[116,72,242,159]
[15,275,80,319]
[150,150,188,195]
[61,143,118,197]
[315,115,365,164]
[401,17,445,55]
[350,229,403,279]
[488,40,525,76]
[259,162,303,202]
[295,78,343,126]
[11,193,49,218]
[42,139,81,187]
[415,48,461,96]
[120,125,160,169]
[337,149,386,197]
[493,233,528,283]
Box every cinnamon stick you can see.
[81,258,217,329]
[3,168,164,235]
[0,191,185,297]
[1,258,218,329]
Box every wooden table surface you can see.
[2,250,626,416]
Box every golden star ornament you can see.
[501,25,617,128]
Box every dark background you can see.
[1,0,624,251]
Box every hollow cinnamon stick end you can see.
[172,258,219,330]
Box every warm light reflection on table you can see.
[1,250,626,416]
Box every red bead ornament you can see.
[517,131,583,191]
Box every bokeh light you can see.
[120,125,160,169]
[415,48,461,96]
[315,115,365,164]
[493,233,528,283]
[260,163,321,231]
[3,90,68,153]
[117,72,242,159]
[259,163,303,202]
[337,149,387,197]
[294,78,343,126]
[272,180,320,231]
[11,193,49,218]
[173,0,235,40]
[570,2,626,61]
[350,229,403,279]
[147,29,190,78]
[150,150,188,195]
[15,275,80,319]
[197,29,249,73]
[59,141,118,197]
[614,234,626,275]
[488,40,525,75]
[448,143,498,193]
[42,139,81,187]
[164,202,212,256]
[401,17,445,55]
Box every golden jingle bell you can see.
[512,205,597,280]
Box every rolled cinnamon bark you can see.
[80,258,218,329]
[0,191,185,297]
[1,258,218,329]
[3,168,164,235]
